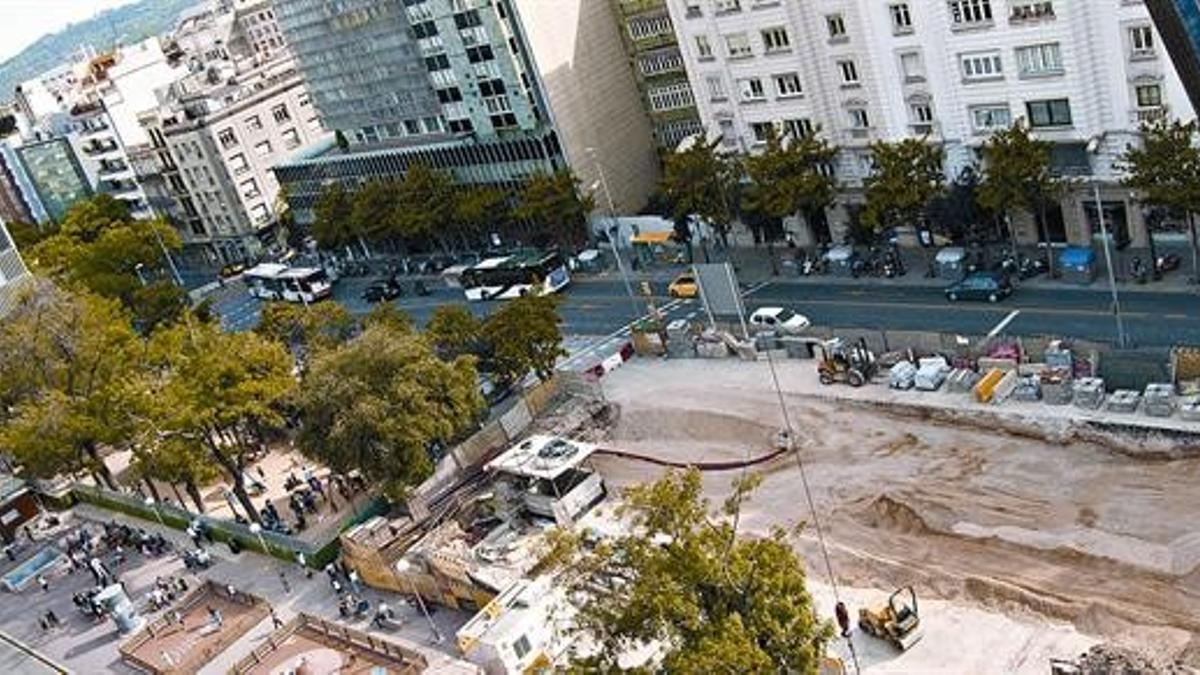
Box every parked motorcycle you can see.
[1130,257,1149,284]
[1156,253,1182,274]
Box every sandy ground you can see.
[588,359,1200,670]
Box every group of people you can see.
[149,575,190,610]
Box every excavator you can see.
[858,586,923,651]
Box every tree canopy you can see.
[741,126,839,246]
[257,300,356,361]
[0,284,140,488]
[147,319,295,520]
[862,138,945,236]
[1119,118,1200,278]
[558,469,833,673]
[977,122,1061,270]
[25,195,187,331]
[514,170,594,249]
[661,138,737,251]
[297,322,484,498]
[425,305,483,360]
[312,182,357,251]
[484,293,566,383]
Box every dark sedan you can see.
[945,272,1013,303]
[362,279,403,302]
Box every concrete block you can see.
[978,357,1019,373]
[992,369,1019,404]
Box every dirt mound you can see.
[857,495,934,535]
[611,407,780,447]
[1066,644,1193,674]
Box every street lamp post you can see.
[586,148,642,325]
[1093,182,1129,348]
[249,522,271,556]
[1086,135,1129,348]
[395,559,443,644]
[143,496,165,528]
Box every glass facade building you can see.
[1147,1,1200,113]
[16,138,91,223]
[0,221,32,318]
[272,0,443,140]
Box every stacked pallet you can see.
[1041,370,1073,405]
[1105,389,1141,413]
[1142,383,1176,418]
[1072,377,1106,410]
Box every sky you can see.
[0,0,135,63]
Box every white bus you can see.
[244,263,333,304]
[461,250,570,301]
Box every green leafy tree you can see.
[297,323,484,498]
[557,469,833,672]
[1118,118,1200,281]
[6,220,54,250]
[351,179,401,244]
[661,138,738,258]
[0,285,139,488]
[483,294,565,383]
[862,138,945,236]
[454,185,510,249]
[257,301,356,360]
[26,196,186,330]
[362,303,415,333]
[425,305,482,360]
[977,122,1062,275]
[514,170,595,250]
[148,320,295,521]
[312,182,357,251]
[394,164,457,245]
[742,126,839,272]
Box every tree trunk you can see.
[85,443,117,490]
[143,477,162,503]
[204,429,260,523]
[170,482,189,513]
[185,479,206,514]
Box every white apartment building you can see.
[667,0,1196,248]
[233,0,289,64]
[144,59,327,265]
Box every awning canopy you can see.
[631,231,674,245]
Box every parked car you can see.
[749,307,811,334]
[362,278,403,302]
[668,273,698,298]
[945,271,1012,303]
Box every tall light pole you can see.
[586,148,641,324]
[144,496,165,528]
[1087,135,1129,348]
[249,522,271,556]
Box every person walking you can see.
[207,605,223,629]
[279,570,291,594]
[295,551,312,579]
[37,574,48,592]
[270,608,284,630]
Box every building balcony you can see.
[98,178,140,195]
[1009,2,1054,24]
[97,159,130,176]
[1131,106,1168,124]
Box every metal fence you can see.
[71,483,387,568]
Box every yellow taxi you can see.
[667,273,699,298]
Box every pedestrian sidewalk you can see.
[587,241,1199,295]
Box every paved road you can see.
[210,275,1199,349]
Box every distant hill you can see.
[0,0,199,99]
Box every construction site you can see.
[568,349,1200,673]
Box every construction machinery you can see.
[858,586,923,651]
[816,337,878,387]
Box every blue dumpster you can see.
[1058,246,1096,285]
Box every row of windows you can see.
[648,82,696,111]
[217,104,293,150]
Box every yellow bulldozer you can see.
[858,586,923,651]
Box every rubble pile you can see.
[1068,644,1190,674]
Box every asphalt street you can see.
[210,274,1200,349]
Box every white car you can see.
[749,307,811,334]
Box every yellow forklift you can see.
[816,337,878,387]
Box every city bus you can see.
[461,250,570,301]
[244,263,333,304]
